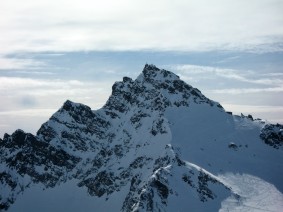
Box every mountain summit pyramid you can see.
[1,64,283,211]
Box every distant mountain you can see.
[1,64,283,211]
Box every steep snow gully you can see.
[1,64,283,211]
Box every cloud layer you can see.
[1,0,283,55]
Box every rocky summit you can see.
[1,64,283,211]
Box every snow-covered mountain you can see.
[1,64,283,211]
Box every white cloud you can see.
[0,56,46,69]
[0,109,56,117]
[210,87,283,94]
[0,0,283,55]
[174,64,283,86]
[0,77,87,90]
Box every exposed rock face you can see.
[0,64,282,211]
[260,123,283,149]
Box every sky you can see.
[0,0,283,137]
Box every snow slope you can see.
[219,173,283,212]
[1,64,283,211]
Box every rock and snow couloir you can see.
[0,64,283,211]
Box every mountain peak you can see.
[1,64,283,211]
[141,64,180,82]
[103,64,221,115]
[144,63,160,71]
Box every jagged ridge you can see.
[1,64,282,211]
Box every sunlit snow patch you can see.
[219,173,283,212]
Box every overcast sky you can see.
[0,0,283,137]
